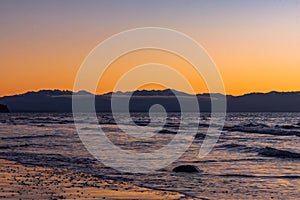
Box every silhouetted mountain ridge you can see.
[104,89,192,97]
[0,89,299,112]
[4,90,94,98]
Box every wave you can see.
[164,123,180,128]
[223,125,300,137]
[80,126,121,133]
[29,119,74,124]
[219,174,256,178]
[193,158,266,163]
[1,134,58,140]
[218,143,259,153]
[0,144,30,149]
[218,174,300,179]
[0,152,96,167]
[80,127,101,131]
[157,129,177,134]
[0,116,77,125]
[98,121,117,125]
[218,143,300,159]
[276,125,300,130]
[134,121,150,126]
[0,143,65,150]
[14,117,31,120]
[258,146,300,159]
[242,122,269,128]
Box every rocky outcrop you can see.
[172,165,201,173]
[0,104,9,113]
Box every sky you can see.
[1,0,300,96]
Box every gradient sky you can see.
[1,0,300,96]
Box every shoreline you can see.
[0,159,190,199]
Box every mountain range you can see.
[0,89,299,112]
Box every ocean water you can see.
[0,112,299,199]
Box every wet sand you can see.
[0,159,188,199]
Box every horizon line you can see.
[1,88,300,98]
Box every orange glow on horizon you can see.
[96,49,209,95]
[1,1,300,97]
[136,83,167,91]
[1,27,300,97]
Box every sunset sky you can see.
[1,0,300,96]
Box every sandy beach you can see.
[0,159,189,200]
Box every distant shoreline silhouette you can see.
[0,89,299,112]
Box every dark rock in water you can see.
[172,165,201,173]
[258,146,300,159]
[0,104,9,113]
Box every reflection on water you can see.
[0,112,299,199]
